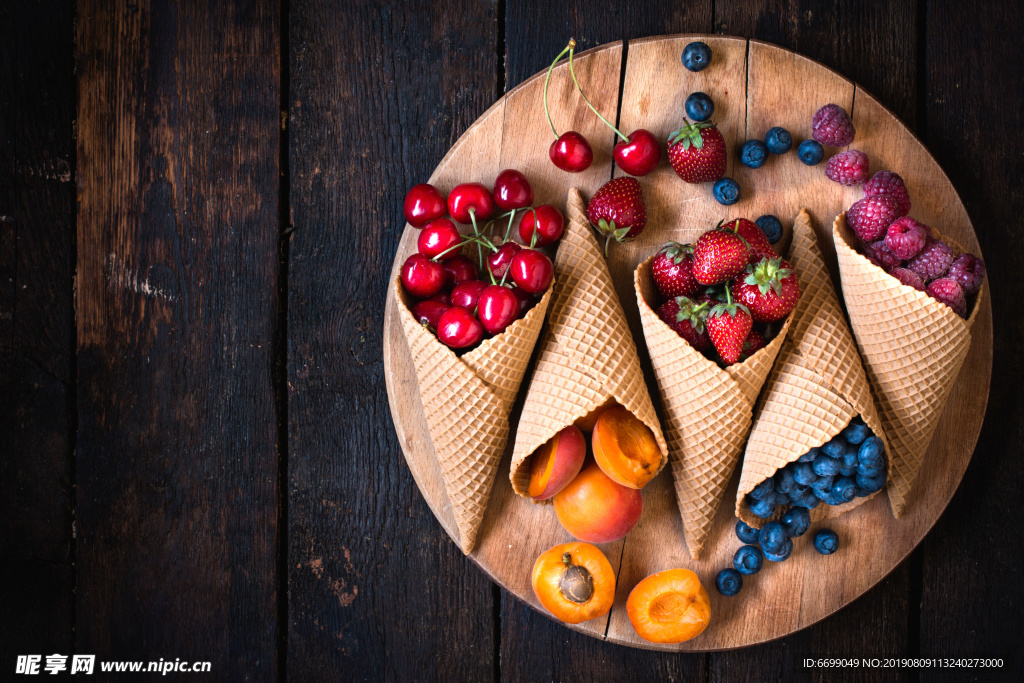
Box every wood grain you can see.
[383,34,992,651]
[75,1,280,675]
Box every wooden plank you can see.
[917,1,1024,676]
[75,0,279,676]
[288,2,500,679]
[0,0,76,663]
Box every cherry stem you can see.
[469,209,485,269]
[544,40,575,138]
[568,44,627,141]
[525,207,540,249]
[503,208,518,243]
[431,234,491,261]
[604,233,612,258]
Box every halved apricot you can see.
[531,542,615,624]
[592,405,662,489]
[527,425,587,500]
[553,462,642,543]
[626,568,711,644]
[574,398,618,433]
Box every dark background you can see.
[1,0,1021,681]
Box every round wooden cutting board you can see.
[382,35,992,651]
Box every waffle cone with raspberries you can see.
[833,212,984,517]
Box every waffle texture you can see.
[833,213,983,517]
[511,188,668,498]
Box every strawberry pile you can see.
[399,170,565,352]
[648,219,800,366]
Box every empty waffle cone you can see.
[833,213,984,517]
[396,273,553,554]
[511,188,667,498]
[736,210,891,528]
[636,251,792,559]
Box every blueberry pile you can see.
[739,125,794,170]
[744,417,887,520]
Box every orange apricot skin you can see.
[527,425,587,500]
[592,406,662,490]
[626,569,711,644]
[531,542,615,624]
[574,398,618,433]
[553,463,642,543]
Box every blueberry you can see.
[774,468,796,494]
[791,483,809,496]
[840,422,871,445]
[750,478,774,500]
[798,447,820,463]
[682,41,712,72]
[858,436,885,467]
[840,451,859,477]
[756,215,784,245]
[831,476,858,504]
[749,496,777,518]
[739,139,769,169]
[793,462,817,486]
[764,126,793,154]
[758,521,788,553]
[685,92,714,122]
[733,545,764,575]
[781,507,811,537]
[793,490,821,509]
[773,490,791,507]
[736,520,760,544]
[814,529,840,555]
[857,459,884,478]
[821,437,850,460]
[713,177,741,205]
[763,537,794,562]
[812,454,840,477]
[716,568,743,596]
[798,139,825,165]
[856,471,886,494]
[811,476,834,499]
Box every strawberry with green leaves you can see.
[651,242,700,298]
[731,257,800,322]
[707,289,753,365]
[586,177,647,255]
[692,226,750,285]
[728,217,777,264]
[667,119,727,183]
[656,296,711,354]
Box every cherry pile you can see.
[401,171,563,352]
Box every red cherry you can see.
[404,183,446,228]
[447,183,495,223]
[519,205,565,246]
[549,131,593,172]
[493,169,534,211]
[401,253,446,298]
[417,219,462,260]
[437,306,484,349]
[487,242,522,279]
[450,279,488,312]
[477,285,520,335]
[443,255,478,288]
[511,286,535,316]
[412,300,450,330]
[510,249,554,294]
[426,291,450,305]
[614,129,661,176]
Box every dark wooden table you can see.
[1,1,1021,681]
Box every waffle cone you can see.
[635,253,792,558]
[736,210,890,528]
[833,213,983,517]
[396,273,553,554]
[510,188,667,498]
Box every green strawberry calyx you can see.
[743,257,792,296]
[672,296,709,334]
[668,118,716,151]
[658,241,694,265]
[593,217,633,257]
[709,287,751,321]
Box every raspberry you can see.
[826,150,870,185]
[907,238,954,282]
[947,253,986,295]
[884,217,930,260]
[847,194,900,242]
[812,104,856,147]
[863,171,911,216]
[890,267,925,291]
[926,277,967,318]
[864,240,900,271]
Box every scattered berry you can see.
[907,238,954,282]
[586,177,647,251]
[731,257,800,323]
[847,194,901,242]
[781,507,811,537]
[863,170,911,216]
[884,217,930,260]
[764,127,792,155]
[404,183,447,228]
[736,520,760,545]
[693,228,750,285]
[758,521,788,554]
[716,568,742,596]
[713,177,741,205]
[813,529,840,555]
[447,182,495,223]
[519,205,565,247]
[549,131,593,173]
[733,545,764,575]
[657,297,712,353]
[825,149,870,185]
[739,139,768,168]
[651,242,701,298]
[811,104,856,147]
[613,129,661,177]
[926,277,967,317]
[685,92,714,122]
[682,41,712,71]
[667,120,727,183]
[947,253,986,296]
[890,267,925,291]
[763,538,793,562]
[492,169,534,211]
[756,215,784,244]
[863,239,900,271]
[798,140,825,165]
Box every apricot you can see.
[574,398,619,433]
[626,569,711,644]
[527,425,587,500]
[531,542,615,624]
[553,462,642,543]
[592,405,663,489]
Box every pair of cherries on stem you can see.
[545,39,660,176]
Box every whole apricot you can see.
[574,398,619,433]
[531,542,615,624]
[626,568,711,644]
[528,425,587,500]
[592,405,663,489]
[553,462,642,543]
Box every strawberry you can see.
[731,257,800,323]
[667,119,727,183]
[651,242,700,298]
[727,217,777,263]
[707,292,753,365]
[739,328,766,361]
[586,177,647,254]
[656,296,711,353]
[692,228,750,285]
